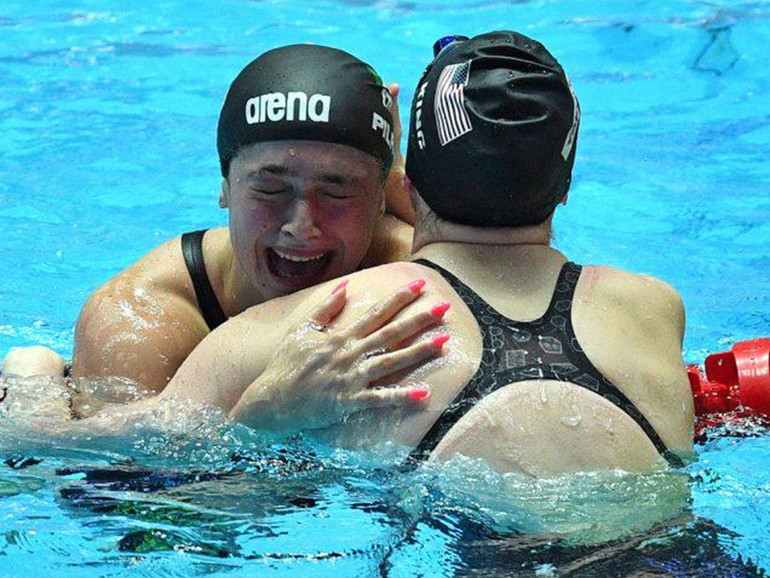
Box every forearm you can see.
[0,374,165,438]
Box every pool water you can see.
[2,0,770,575]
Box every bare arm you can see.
[71,240,209,392]
[2,277,443,440]
[228,279,447,432]
[163,277,448,433]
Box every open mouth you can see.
[267,248,333,286]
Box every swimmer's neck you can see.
[411,214,553,254]
[411,240,561,272]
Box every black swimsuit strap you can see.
[181,230,228,331]
[407,259,682,468]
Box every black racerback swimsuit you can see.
[407,259,683,468]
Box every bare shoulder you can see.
[72,234,210,391]
[236,261,428,331]
[575,264,693,450]
[199,260,439,361]
[360,214,414,267]
[78,234,199,325]
[579,265,685,334]
[211,263,434,382]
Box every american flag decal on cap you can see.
[434,61,473,146]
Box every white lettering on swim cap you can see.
[266,93,286,121]
[245,92,331,124]
[381,88,393,110]
[372,112,394,153]
[413,82,429,149]
[286,92,308,121]
[245,98,260,124]
[308,94,331,122]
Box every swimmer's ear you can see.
[559,193,569,206]
[219,179,230,209]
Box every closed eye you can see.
[253,188,288,195]
[323,191,354,200]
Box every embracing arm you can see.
[7,277,444,439]
[164,279,447,433]
[228,280,447,431]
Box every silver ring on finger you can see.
[362,348,387,360]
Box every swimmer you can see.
[2,44,422,405]
[154,31,694,475]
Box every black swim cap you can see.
[218,44,395,177]
[406,31,580,227]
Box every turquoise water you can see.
[1,0,770,575]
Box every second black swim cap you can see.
[218,44,395,177]
[406,31,580,227]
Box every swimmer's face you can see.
[222,141,385,299]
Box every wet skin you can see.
[53,139,405,392]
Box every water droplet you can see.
[561,413,582,427]
[561,404,582,427]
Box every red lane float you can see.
[687,338,770,439]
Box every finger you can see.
[386,82,400,99]
[345,279,426,337]
[350,385,432,410]
[362,333,449,384]
[307,280,349,328]
[355,300,451,355]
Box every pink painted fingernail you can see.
[408,389,431,402]
[431,301,451,317]
[432,333,450,349]
[332,279,348,294]
[408,279,426,294]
